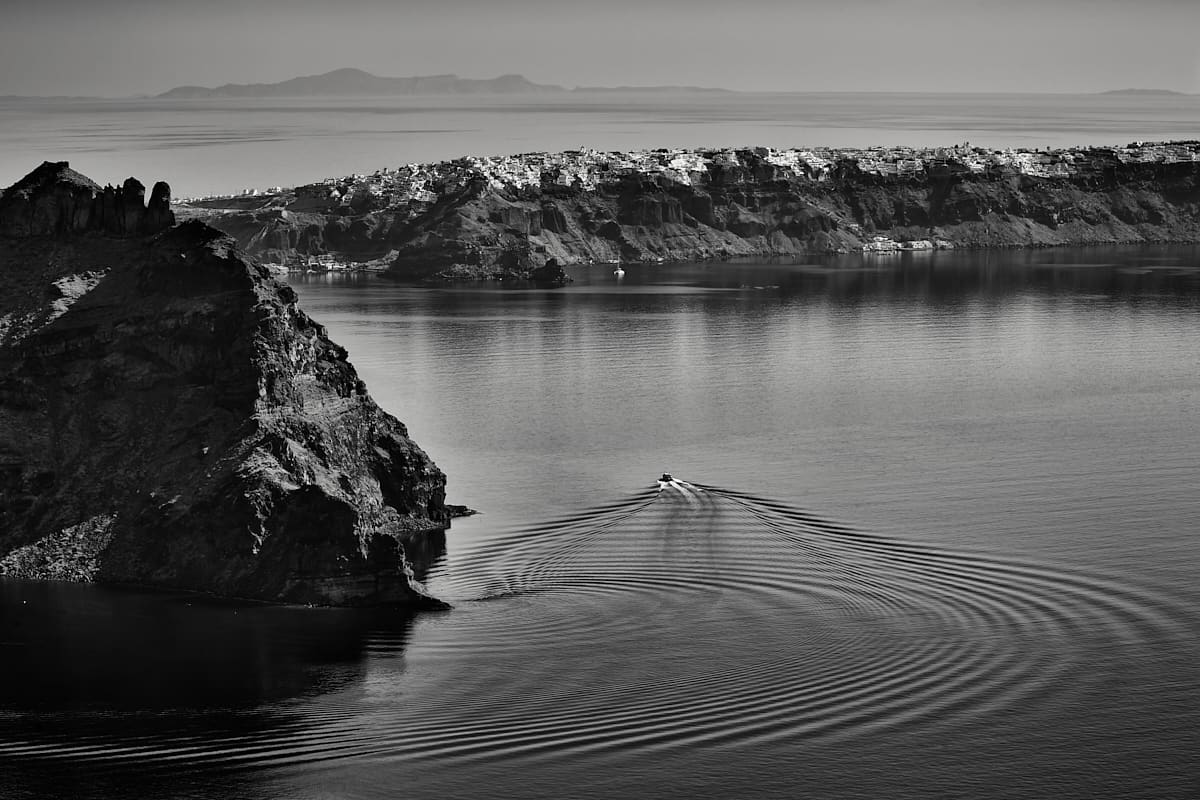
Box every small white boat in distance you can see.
[614,258,625,277]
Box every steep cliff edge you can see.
[179,147,1200,282]
[0,163,449,608]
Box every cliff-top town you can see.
[182,141,1200,211]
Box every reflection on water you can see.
[0,582,412,712]
[0,580,421,799]
[566,246,1200,300]
[3,247,1200,799]
[1,535,445,799]
[292,246,1200,313]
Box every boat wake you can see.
[3,478,1193,774]
[385,478,1192,760]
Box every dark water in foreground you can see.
[3,247,1200,798]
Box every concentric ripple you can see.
[3,480,1193,773]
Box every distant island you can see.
[155,68,734,99]
[8,76,1191,101]
[1099,88,1188,96]
[157,68,564,98]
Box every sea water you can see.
[3,248,1198,799]
[3,91,1200,197]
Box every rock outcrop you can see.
[0,164,449,608]
[0,161,175,238]
[180,148,1200,283]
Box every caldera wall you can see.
[179,145,1200,282]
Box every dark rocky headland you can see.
[176,141,1200,283]
[0,162,450,608]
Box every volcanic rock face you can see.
[0,164,449,607]
[373,159,1200,277]
[183,151,1200,282]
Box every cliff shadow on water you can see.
[0,162,451,609]
[0,574,431,799]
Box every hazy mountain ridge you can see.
[154,68,745,98]
[157,68,568,98]
[11,77,1188,101]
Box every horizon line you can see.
[4,68,1196,101]
[4,88,1196,102]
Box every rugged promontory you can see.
[0,162,449,608]
[177,142,1200,282]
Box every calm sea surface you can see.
[3,92,1200,196]
[3,247,1199,799]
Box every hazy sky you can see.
[3,0,1198,96]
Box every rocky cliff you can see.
[181,148,1200,282]
[0,161,174,238]
[0,163,449,608]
